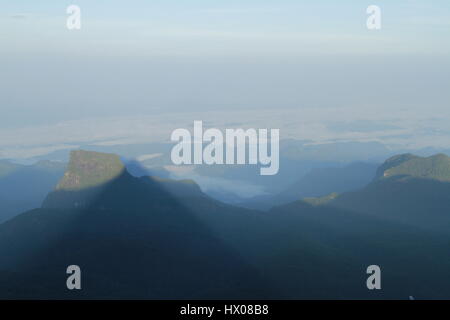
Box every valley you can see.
[1,150,450,299]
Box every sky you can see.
[1,1,450,159]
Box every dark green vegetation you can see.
[330,154,450,231]
[241,162,378,210]
[376,153,450,181]
[1,151,450,299]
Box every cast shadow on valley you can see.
[3,152,450,299]
[0,166,276,299]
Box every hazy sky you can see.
[1,1,450,158]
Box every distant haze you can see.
[1,1,449,159]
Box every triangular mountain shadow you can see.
[0,151,275,299]
[123,158,171,179]
[6,151,450,299]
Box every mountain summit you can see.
[0,150,270,299]
[375,153,450,181]
[3,151,450,299]
[43,150,207,210]
[56,150,125,191]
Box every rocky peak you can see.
[56,150,125,191]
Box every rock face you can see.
[5,151,450,299]
[43,150,207,210]
[0,151,270,300]
[56,150,125,191]
[43,150,130,209]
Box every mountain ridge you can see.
[3,151,450,298]
[375,153,450,181]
